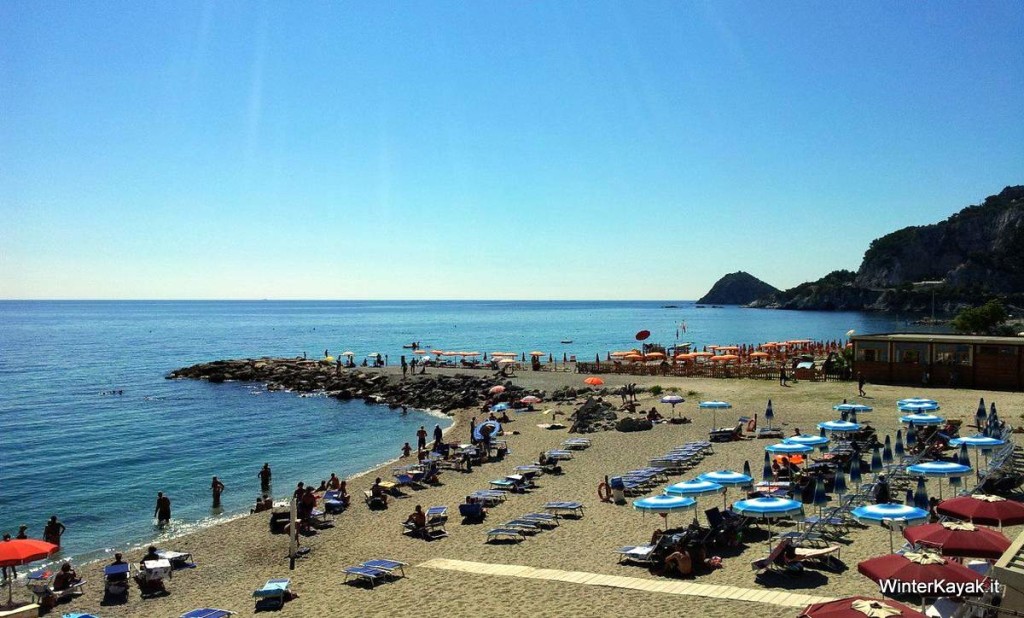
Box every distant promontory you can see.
[697,271,779,305]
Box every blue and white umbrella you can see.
[473,419,502,442]
[742,460,752,481]
[900,413,944,426]
[765,399,775,429]
[784,434,830,449]
[849,457,862,486]
[699,400,732,429]
[818,420,862,433]
[490,402,510,412]
[958,442,971,467]
[913,477,930,511]
[833,468,847,499]
[660,395,685,417]
[699,470,753,508]
[853,503,929,552]
[812,476,829,511]
[665,479,725,498]
[882,435,893,465]
[899,401,941,413]
[894,430,905,459]
[976,398,987,425]
[732,497,804,547]
[634,494,697,529]
[761,451,773,483]
[906,427,917,447]
[907,461,972,500]
[834,403,873,413]
[950,434,1006,472]
[870,447,883,473]
[898,397,939,409]
[766,443,813,455]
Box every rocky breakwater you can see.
[167,358,543,414]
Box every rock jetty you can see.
[167,357,549,414]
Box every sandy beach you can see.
[52,369,1023,617]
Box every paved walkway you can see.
[418,558,835,608]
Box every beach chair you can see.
[323,490,346,514]
[793,543,842,569]
[343,565,390,588]
[613,545,657,565]
[156,549,195,569]
[252,578,290,609]
[103,563,133,598]
[925,597,964,618]
[426,506,449,537]
[486,528,526,543]
[503,519,541,534]
[751,540,791,572]
[459,502,486,522]
[180,609,235,618]
[562,438,591,450]
[546,449,574,461]
[136,559,170,596]
[543,501,584,518]
[361,559,407,579]
[27,569,87,604]
[489,479,520,492]
[520,512,559,527]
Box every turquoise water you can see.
[0,300,926,563]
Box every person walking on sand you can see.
[43,515,66,547]
[211,476,225,508]
[858,372,866,397]
[779,365,788,387]
[154,493,171,526]
[259,463,272,492]
[416,425,428,450]
[433,423,443,448]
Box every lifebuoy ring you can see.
[597,482,612,502]
[747,419,756,432]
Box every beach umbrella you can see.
[0,538,59,605]
[666,480,725,518]
[894,430,905,459]
[833,469,847,501]
[799,596,927,618]
[989,402,998,425]
[785,434,829,451]
[937,494,1024,528]
[818,420,862,433]
[903,521,1010,559]
[870,448,883,473]
[731,497,804,547]
[906,462,971,500]
[849,457,862,487]
[882,436,893,465]
[853,503,930,552]
[819,426,827,438]
[898,401,940,413]
[900,413,944,426]
[976,398,987,428]
[857,551,988,594]
[490,402,510,412]
[519,395,542,405]
[488,385,505,395]
[906,428,916,447]
[766,443,813,456]
[957,443,970,467]
[473,420,502,442]
[813,476,829,514]
[660,395,685,417]
[897,398,939,409]
[583,377,604,386]
[834,403,873,414]
[949,435,1005,473]
[633,494,696,529]
[913,477,929,511]
[762,451,773,483]
[765,399,774,429]
[699,401,732,430]
[699,470,753,508]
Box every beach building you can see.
[851,333,1024,391]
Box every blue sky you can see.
[2,1,1021,299]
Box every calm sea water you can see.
[0,300,927,564]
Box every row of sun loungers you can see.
[486,503,581,543]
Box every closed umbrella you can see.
[849,457,862,487]
[936,494,1024,528]
[742,460,752,482]
[762,451,773,483]
[976,398,987,429]
[903,521,1010,559]
[913,477,929,511]
[988,402,998,428]
[894,430,905,460]
[882,436,893,465]
[957,443,971,467]
[813,476,829,515]
[833,469,847,501]
[906,428,917,448]
[870,448,883,474]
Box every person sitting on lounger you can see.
[53,562,81,592]
[327,473,341,490]
[338,481,351,508]
[404,505,427,537]
[107,553,129,582]
[141,545,160,565]
[370,478,389,508]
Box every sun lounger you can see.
[343,565,390,588]
[793,543,842,566]
[156,550,195,569]
[323,490,346,514]
[545,449,574,460]
[252,578,290,609]
[503,519,541,533]
[27,569,87,604]
[459,502,486,521]
[489,479,519,492]
[562,438,591,450]
[470,490,507,506]
[426,506,449,537]
[361,559,407,578]
[614,545,657,564]
[543,501,584,517]
[103,563,133,597]
[180,609,235,618]
[486,528,527,543]
[521,512,559,527]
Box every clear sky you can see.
[2,2,1022,300]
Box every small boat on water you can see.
[560,340,573,344]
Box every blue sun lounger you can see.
[361,558,407,578]
[180,609,235,618]
[486,528,526,542]
[343,565,390,587]
[545,449,574,460]
[521,512,559,527]
[252,578,290,609]
[543,501,584,517]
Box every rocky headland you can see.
[696,271,779,305]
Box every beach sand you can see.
[56,369,1023,617]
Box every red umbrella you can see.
[583,377,604,386]
[0,538,59,606]
[858,551,989,595]
[488,385,505,395]
[903,521,1010,559]
[936,494,1024,527]
[800,596,927,618]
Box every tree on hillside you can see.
[951,300,1009,335]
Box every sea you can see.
[0,300,934,565]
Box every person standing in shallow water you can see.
[259,463,272,492]
[154,492,171,526]
[43,515,66,547]
[416,426,427,450]
[211,476,226,508]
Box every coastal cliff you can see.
[749,185,1024,313]
[697,271,779,305]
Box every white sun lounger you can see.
[543,501,584,517]
[614,545,657,564]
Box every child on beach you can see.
[401,442,412,458]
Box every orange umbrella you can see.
[674,353,695,361]
[430,349,445,355]
[645,352,666,360]
[692,351,713,357]
[711,354,739,362]
[412,349,427,355]
[584,377,604,386]
[749,351,769,358]
[624,354,644,362]
[463,352,480,357]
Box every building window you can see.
[856,344,888,363]
[934,344,971,366]
[894,343,928,364]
